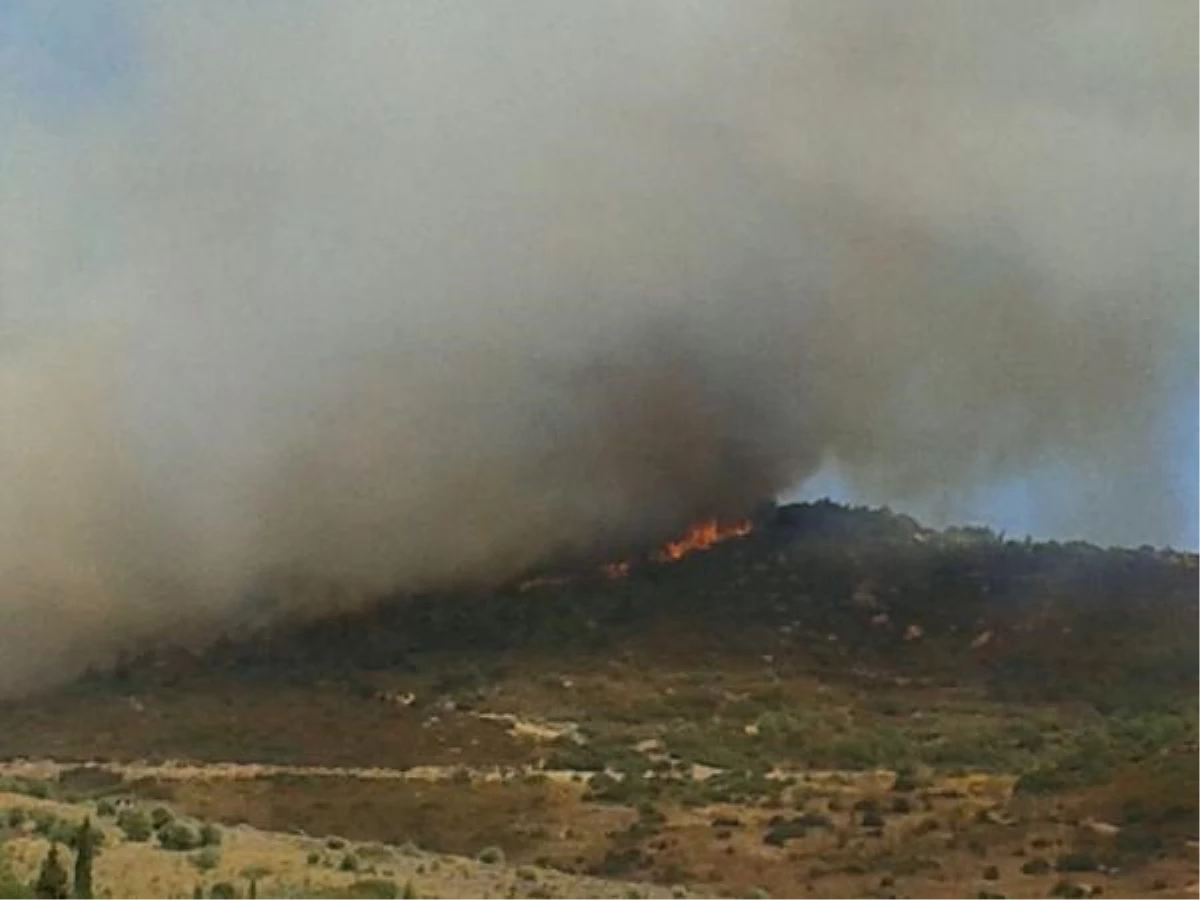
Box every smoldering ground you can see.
[0,2,1195,692]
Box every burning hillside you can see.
[83,502,1198,707]
[653,519,753,562]
[518,517,754,592]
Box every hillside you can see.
[0,502,1195,898]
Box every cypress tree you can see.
[72,817,97,899]
[34,843,69,899]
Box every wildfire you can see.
[653,518,754,563]
[516,517,752,592]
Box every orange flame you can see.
[516,518,752,591]
[653,518,753,563]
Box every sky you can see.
[2,0,1197,549]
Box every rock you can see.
[970,630,994,649]
[1082,818,1120,837]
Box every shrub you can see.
[209,882,238,899]
[476,846,505,865]
[158,822,202,851]
[345,879,400,899]
[1021,857,1052,875]
[0,776,51,799]
[339,853,359,872]
[982,865,1000,881]
[5,807,26,828]
[0,847,32,899]
[191,847,221,872]
[305,852,320,866]
[1055,852,1099,873]
[199,823,222,847]
[46,820,77,848]
[150,807,174,831]
[117,809,152,842]
[94,800,116,819]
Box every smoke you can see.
[0,1,1194,692]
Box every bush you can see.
[150,806,174,830]
[117,808,153,842]
[345,879,400,899]
[1055,852,1099,873]
[199,823,222,847]
[191,846,221,872]
[0,847,32,899]
[1021,857,1052,875]
[0,776,51,799]
[209,882,239,899]
[51,819,81,849]
[5,807,26,829]
[339,853,359,872]
[477,846,505,865]
[94,799,116,818]
[158,822,202,851]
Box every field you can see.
[0,503,1196,898]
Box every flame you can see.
[516,517,752,591]
[653,518,753,562]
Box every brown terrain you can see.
[0,502,1196,899]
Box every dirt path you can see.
[0,757,583,785]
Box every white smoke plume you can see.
[0,1,1195,692]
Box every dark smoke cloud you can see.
[0,1,1194,692]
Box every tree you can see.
[72,818,97,899]
[34,844,68,900]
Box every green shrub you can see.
[199,823,222,847]
[476,846,505,865]
[191,847,221,872]
[339,853,359,872]
[94,799,116,818]
[345,879,400,899]
[5,808,27,829]
[158,822,202,851]
[30,810,59,837]
[117,809,152,842]
[0,847,32,899]
[45,819,77,848]
[209,882,238,899]
[0,777,51,799]
[150,807,174,831]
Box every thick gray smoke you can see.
[0,1,1195,692]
